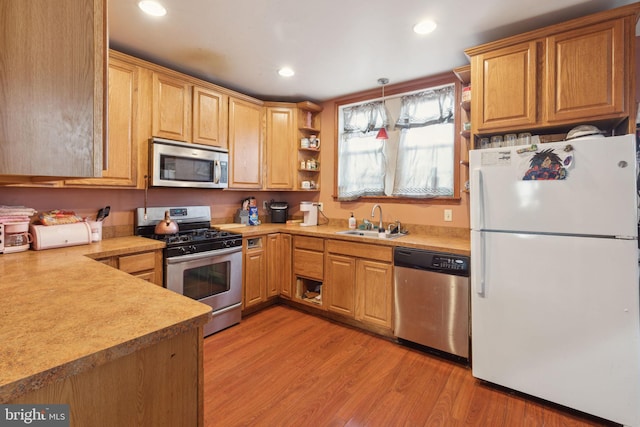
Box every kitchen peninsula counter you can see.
[215,223,470,256]
[0,236,211,425]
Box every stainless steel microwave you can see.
[149,137,228,188]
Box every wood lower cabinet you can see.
[10,327,203,427]
[243,237,266,309]
[356,258,393,330]
[228,97,264,189]
[325,253,356,317]
[293,236,325,307]
[324,240,393,331]
[96,249,163,286]
[268,233,292,298]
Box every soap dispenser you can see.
[348,212,356,229]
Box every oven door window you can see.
[182,261,230,300]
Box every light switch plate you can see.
[444,209,452,222]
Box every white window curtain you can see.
[337,102,387,200]
[392,86,455,197]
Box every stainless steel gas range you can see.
[134,206,242,336]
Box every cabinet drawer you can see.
[293,248,323,280]
[293,236,324,251]
[132,271,156,284]
[326,240,392,263]
[118,252,156,274]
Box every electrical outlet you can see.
[317,202,324,211]
[263,200,269,209]
[444,209,453,222]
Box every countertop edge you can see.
[0,312,210,403]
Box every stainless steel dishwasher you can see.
[394,247,470,359]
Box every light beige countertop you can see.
[0,236,212,403]
[216,223,471,256]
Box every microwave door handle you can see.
[213,160,220,184]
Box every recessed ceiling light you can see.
[413,19,437,35]
[278,67,295,77]
[138,1,167,17]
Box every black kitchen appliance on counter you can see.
[270,202,288,223]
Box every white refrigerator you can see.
[469,134,640,426]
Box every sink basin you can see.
[335,230,408,239]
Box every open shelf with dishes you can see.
[454,65,471,194]
[296,101,323,191]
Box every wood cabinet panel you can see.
[325,253,356,317]
[244,247,266,308]
[193,86,228,148]
[472,41,538,132]
[356,259,393,329]
[118,251,156,274]
[265,106,296,189]
[267,233,291,298]
[293,236,325,252]
[293,248,324,281]
[96,249,163,287]
[152,72,192,142]
[0,0,105,179]
[467,6,637,137]
[11,328,202,427]
[279,234,293,297]
[228,97,263,188]
[545,19,626,123]
[65,55,138,187]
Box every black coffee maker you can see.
[269,202,288,223]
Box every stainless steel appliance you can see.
[135,206,242,336]
[149,137,228,188]
[393,247,470,359]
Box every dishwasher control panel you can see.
[394,247,469,276]
[431,255,468,271]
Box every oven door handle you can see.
[166,246,242,264]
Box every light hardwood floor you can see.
[203,304,616,426]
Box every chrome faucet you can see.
[371,204,383,231]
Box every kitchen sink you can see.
[335,229,408,239]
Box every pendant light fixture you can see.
[376,78,389,140]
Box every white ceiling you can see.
[108,0,637,102]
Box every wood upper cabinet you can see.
[65,54,139,187]
[471,41,538,132]
[265,104,296,189]
[192,86,228,148]
[152,72,192,142]
[228,97,264,189]
[545,19,625,124]
[0,0,105,180]
[467,5,638,137]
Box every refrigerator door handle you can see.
[471,168,484,230]
[475,232,486,296]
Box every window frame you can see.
[332,72,464,204]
